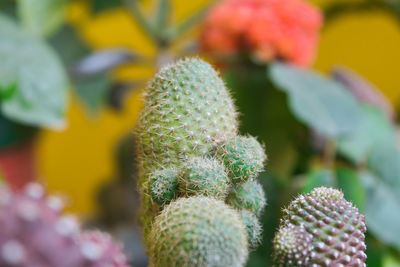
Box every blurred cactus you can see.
[0,183,129,267]
[135,57,267,266]
[273,187,367,266]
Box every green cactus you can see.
[179,157,229,199]
[239,210,262,250]
[148,196,248,267]
[227,179,266,216]
[216,136,266,184]
[135,58,267,266]
[273,187,367,266]
[149,168,179,205]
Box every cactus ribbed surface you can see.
[0,183,128,267]
[148,196,248,267]
[135,58,267,266]
[273,187,367,267]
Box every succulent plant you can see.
[239,209,262,250]
[227,179,266,216]
[273,187,367,267]
[149,167,179,205]
[179,156,229,199]
[0,183,129,267]
[216,136,266,184]
[148,196,248,267]
[135,57,267,266]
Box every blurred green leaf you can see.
[336,168,365,211]
[49,25,90,67]
[338,105,396,164]
[0,15,68,128]
[360,170,400,250]
[18,0,68,37]
[74,75,111,113]
[302,169,336,193]
[383,252,400,267]
[92,0,123,13]
[269,63,362,138]
[0,113,37,148]
[154,0,170,34]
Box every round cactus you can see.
[274,187,367,266]
[239,210,262,250]
[227,179,266,215]
[0,183,129,267]
[179,157,229,199]
[149,168,179,205]
[272,224,313,266]
[216,136,266,184]
[148,196,248,267]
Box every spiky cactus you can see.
[0,183,129,267]
[135,58,267,266]
[148,196,248,266]
[273,187,367,267]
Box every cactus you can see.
[148,196,248,267]
[179,156,229,199]
[0,183,129,267]
[239,210,262,250]
[227,179,266,215]
[273,187,367,266]
[135,58,267,266]
[149,168,179,205]
[216,136,266,184]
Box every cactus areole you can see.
[135,58,267,266]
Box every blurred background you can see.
[1,0,400,266]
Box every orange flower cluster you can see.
[200,0,323,66]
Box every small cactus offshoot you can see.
[135,58,267,266]
[273,187,367,267]
[0,183,129,267]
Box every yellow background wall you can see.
[37,0,400,215]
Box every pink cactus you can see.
[0,183,129,267]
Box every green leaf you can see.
[18,0,68,37]
[269,63,363,138]
[0,15,68,129]
[154,0,170,34]
[73,75,111,113]
[302,169,336,194]
[338,105,396,164]
[336,168,365,212]
[360,170,400,250]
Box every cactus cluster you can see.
[0,183,129,267]
[135,58,267,266]
[273,187,367,267]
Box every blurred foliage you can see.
[0,14,68,129]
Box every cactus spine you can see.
[135,58,267,266]
[273,187,367,267]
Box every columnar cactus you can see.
[135,58,267,266]
[273,187,367,267]
[0,183,129,267]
